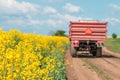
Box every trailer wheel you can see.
[96,47,102,57]
[91,50,97,56]
[70,46,77,57]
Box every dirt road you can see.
[65,48,120,80]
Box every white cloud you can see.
[109,4,120,11]
[63,3,82,13]
[49,13,79,21]
[35,19,64,27]
[64,14,94,22]
[0,0,39,14]
[6,19,42,27]
[104,18,120,25]
[64,14,81,21]
[6,18,64,28]
[104,18,120,22]
[28,20,42,26]
[7,19,24,26]
[43,6,57,14]
[50,13,94,22]
[0,0,94,34]
[46,0,64,2]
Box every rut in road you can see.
[87,48,120,80]
[65,50,103,80]
[65,48,120,80]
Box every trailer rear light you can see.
[73,42,75,45]
[97,41,104,47]
[75,42,79,45]
[72,41,79,47]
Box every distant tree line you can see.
[49,30,67,36]
[112,33,117,39]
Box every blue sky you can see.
[0,0,120,35]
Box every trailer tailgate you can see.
[69,21,107,42]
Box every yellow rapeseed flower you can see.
[0,29,69,80]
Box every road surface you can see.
[65,48,120,80]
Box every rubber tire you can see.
[96,47,102,57]
[92,50,97,57]
[70,46,77,57]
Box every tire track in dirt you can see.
[72,58,103,80]
[102,58,120,69]
[103,47,120,58]
[65,50,103,80]
[88,48,120,80]
[65,48,120,80]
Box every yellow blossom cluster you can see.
[0,29,69,80]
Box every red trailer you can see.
[69,21,108,57]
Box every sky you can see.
[0,0,120,35]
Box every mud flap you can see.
[91,50,97,56]
[70,45,77,57]
[96,47,102,57]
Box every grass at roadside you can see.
[105,38,120,53]
[82,58,112,80]
[107,36,120,38]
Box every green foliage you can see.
[105,38,120,53]
[112,33,117,39]
[53,30,66,36]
